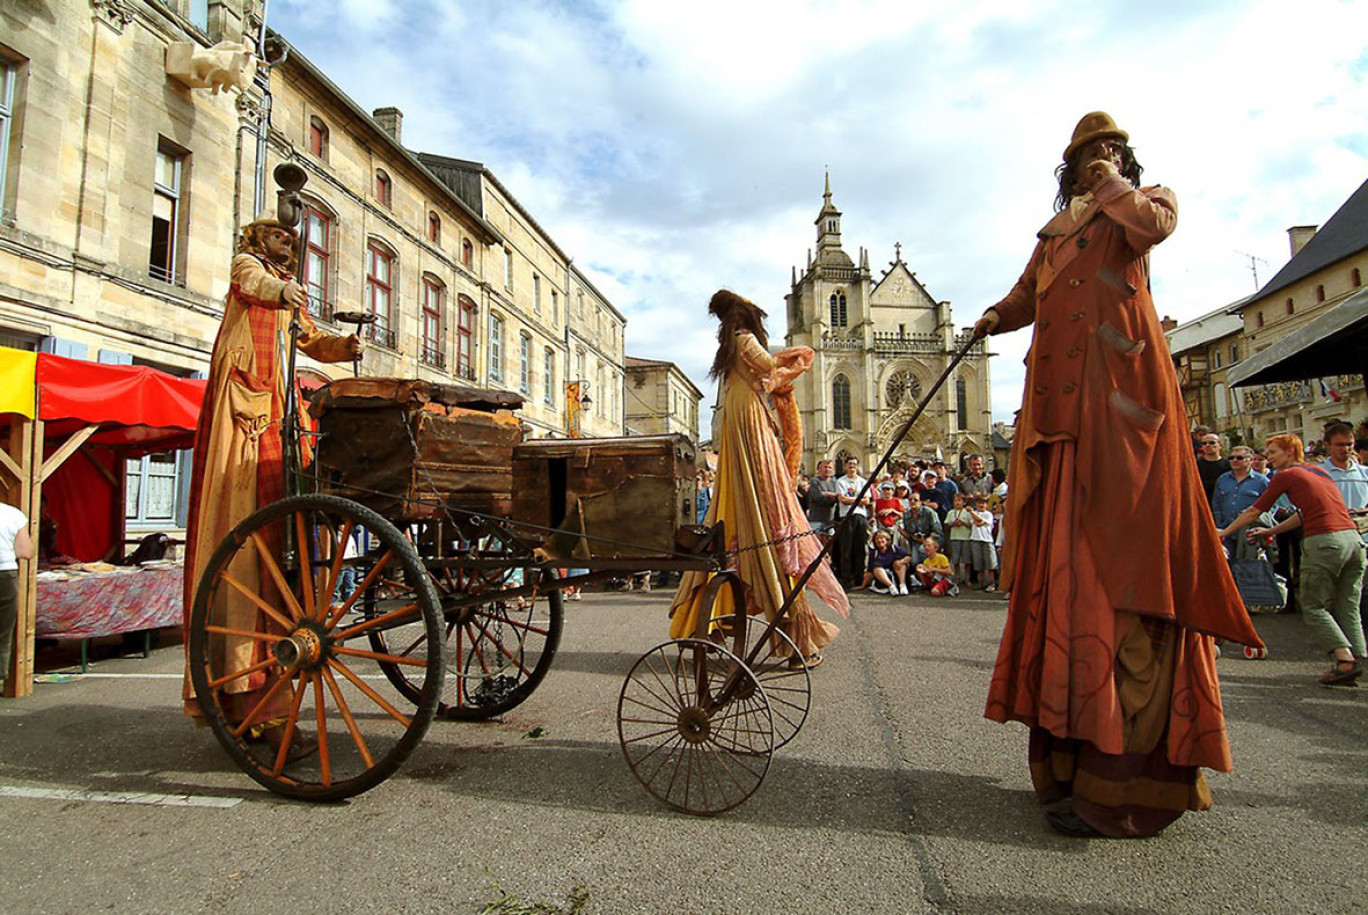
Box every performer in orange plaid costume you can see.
[182,216,359,748]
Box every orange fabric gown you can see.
[983,177,1262,836]
[182,253,355,718]
[669,332,848,656]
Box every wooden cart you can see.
[187,376,812,811]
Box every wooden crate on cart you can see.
[511,434,700,561]
[309,377,524,522]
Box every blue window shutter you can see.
[98,349,134,365]
[40,337,89,360]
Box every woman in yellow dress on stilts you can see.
[669,290,849,664]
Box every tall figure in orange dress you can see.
[182,217,360,747]
[974,113,1263,838]
[670,290,849,664]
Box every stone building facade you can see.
[623,356,702,441]
[0,0,629,535]
[1167,179,1368,447]
[783,176,992,473]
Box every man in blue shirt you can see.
[1320,422,1368,523]
[1211,445,1268,558]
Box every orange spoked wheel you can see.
[366,543,563,721]
[188,494,444,801]
[617,639,773,815]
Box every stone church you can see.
[783,176,994,473]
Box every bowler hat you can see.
[1064,111,1128,163]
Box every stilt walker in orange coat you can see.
[182,216,360,756]
[975,113,1264,838]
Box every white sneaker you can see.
[871,583,890,595]
[897,582,908,595]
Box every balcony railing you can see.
[420,345,446,369]
[1242,380,1314,412]
[874,331,945,355]
[306,295,334,323]
[453,361,477,382]
[363,322,398,350]
[823,333,863,351]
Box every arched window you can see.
[832,375,852,429]
[829,291,848,328]
[420,275,444,367]
[1286,297,1294,315]
[301,202,334,320]
[1352,267,1362,289]
[365,240,396,345]
[428,211,441,244]
[308,116,329,160]
[461,238,474,268]
[455,294,476,381]
[1316,284,1326,303]
[955,377,968,430]
[375,169,392,207]
[835,448,854,468]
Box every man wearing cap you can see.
[181,216,361,751]
[973,112,1261,838]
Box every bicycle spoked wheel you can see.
[618,639,773,815]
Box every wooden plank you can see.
[39,424,98,483]
[0,444,21,484]
[4,418,38,698]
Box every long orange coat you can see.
[993,176,1261,648]
[182,253,354,713]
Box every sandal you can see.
[1318,660,1363,686]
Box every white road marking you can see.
[0,785,242,808]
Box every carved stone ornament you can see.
[92,0,134,32]
[235,92,264,122]
[166,41,259,95]
[884,369,922,409]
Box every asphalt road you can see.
[0,587,1363,914]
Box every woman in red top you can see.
[1219,433,1366,685]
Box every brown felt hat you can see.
[1064,111,1128,163]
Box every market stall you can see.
[0,346,204,696]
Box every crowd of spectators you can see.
[1203,420,1368,685]
[795,453,1007,598]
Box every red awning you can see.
[35,353,207,454]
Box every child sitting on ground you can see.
[853,529,913,595]
[914,535,957,596]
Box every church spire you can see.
[815,171,842,250]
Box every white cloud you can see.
[267,0,1368,423]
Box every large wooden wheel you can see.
[188,494,444,801]
[618,639,773,816]
[368,537,563,720]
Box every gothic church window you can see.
[955,377,968,430]
[832,375,852,429]
[884,370,922,408]
[829,291,847,328]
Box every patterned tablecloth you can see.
[36,566,184,639]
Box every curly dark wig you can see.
[707,289,769,381]
[1053,144,1144,212]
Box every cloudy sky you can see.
[270,0,1367,421]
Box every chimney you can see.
[1160,315,1178,333]
[373,107,403,144]
[1287,225,1317,258]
